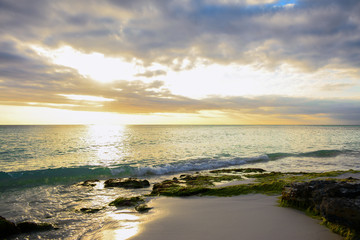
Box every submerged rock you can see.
[104,178,150,188]
[77,207,104,214]
[78,179,100,187]
[16,221,54,233]
[281,180,360,232]
[0,216,55,238]
[0,216,20,238]
[109,196,145,207]
[135,204,153,213]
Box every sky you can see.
[0,0,360,125]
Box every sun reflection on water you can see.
[102,211,140,240]
[86,125,127,166]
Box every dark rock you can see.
[281,180,360,231]
[104,178,150,188]
[135,204,153,213]
[320,197,360,231]
[0,216,20,238]
[77,207,104,214]
[79,179,99,187]
[109,196,145,207]
[16,221,54,233]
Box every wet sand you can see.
[130,194,341,240]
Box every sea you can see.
[1,125,359,239]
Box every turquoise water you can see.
[0,125,359,239]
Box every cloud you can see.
[0,0,360,124]
[320,83,356,91]
[0,0,359,71]
[135,70,167,78]
[0,41,359,124]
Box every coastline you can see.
[130,195,341,240]
[2,169,359,239]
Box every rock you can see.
[320,197,360,231]
[281,180,360,231]
[104,178,150,188]
[151,179,180,195]
[79,179,99,187]
[16,221,54,233]
[0,216,55,238]
[0,216,20,238]
[77,207,104,214]
[109,196,145,207]
[135,204,153,213]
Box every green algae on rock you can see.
[109,196,145,207]
[135,204,153,213]
[281,180,360,240]
[104,178,150,188]
[150,169,360,197]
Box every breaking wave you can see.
[0,149,352,190]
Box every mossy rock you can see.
[104,178,150,188]
[77,207,104,214]
[135,204,153,213]
[109,196,145,207]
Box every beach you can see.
[130,195,341,240]
[1,125,360,239]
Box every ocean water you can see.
[0,125,359,239]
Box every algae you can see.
[77,207,104,214]
[109,196,144,207]
[135,204,153,213]
[150,169,359,198]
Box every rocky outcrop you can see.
[281,180,360,232]
[16,221,54,233]
[0,216,20,238]
[0,216,55,238]
[104,178,150,188]
[78,179,99,187]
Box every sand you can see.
[130,194,342,240]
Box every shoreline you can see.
[2,169,359,239]
[129,194,341,240]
